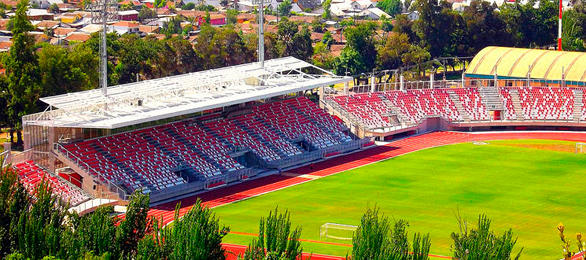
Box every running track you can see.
[143,131,586,259]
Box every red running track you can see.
[144,131,586,259]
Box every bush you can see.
[352,207,431,260]
[451,214,522,260]
[137,199,229,259]
[181,2,195,10]
[242,207,302,260]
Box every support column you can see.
[370,74,376,92]
[344,81,349,95]
[2,142,11,165]
[461,73,465,88]
[400,75,404,91]
[430,70,435,89]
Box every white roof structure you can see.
[30,57,351,129]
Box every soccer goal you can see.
[576,143,586,154]
[320,223,358,241]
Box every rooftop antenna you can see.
[87,0,118,97]
[253,0,270,68]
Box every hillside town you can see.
[0,0,575,53]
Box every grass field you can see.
[212,139,586,259]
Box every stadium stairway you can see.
[478,87,504,111]
[163,128,229,173]
[379,95,410,127]
[196,121,237,151]
[574,89,584,122]
[508,88,525,120]
[287,104,346,144]
[447,92,470,122]
[139,133,197,181]
[232,119,289,158]
[90,143,156,192]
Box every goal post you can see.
[320,223,358,241]
[576,143,586,154]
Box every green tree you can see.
[37,44,98,97]
[288,25,313,61]
[339,22,377,75]
[205,10,211,24]
[62,206,119,259]
[181,2,195,9]
[312,42,334,69]
[461,0,512,55]
[322,30,334,48]
[3,0,40,146]
[138,6,157,22]
[48,3,59,13]
[16,181,68,259]
[242,207,302,260]
[401,44,430,78]
[412,0,455,57]
[392,14,416,41]
[561,9,585,51]
[381,15,393,32]
[137,199,229,259]
[377,32,411,70]
[377,0,402,17]
[311,16,324,32]
[0,166,29,257]
[322,0,332,19]
[451,214,523,260]
[226,9,238,24]
[352,207,431,260]
[277,0,292,17]
[333,48,366,82]
[116,190,150,259]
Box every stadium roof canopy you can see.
[465,46,586,85]
[30,57,351,129]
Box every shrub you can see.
[451,214,522,260]
[242,207,302,260]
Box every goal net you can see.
[320,223,357,241]
[576,143,586,154]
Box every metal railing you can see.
[0,150,9,168]
[54,143,130,200]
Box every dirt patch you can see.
[495,143,578,153]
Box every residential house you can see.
[64,32,91,43]
[112,21,140,34]
[139,25,160,34]
[118,10,139,21]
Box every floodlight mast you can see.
[87,0,118,97]
[101,2,108,96]
[256,0,268,68]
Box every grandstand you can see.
[10,57,372,204]
[322,47,586,138]
[324,86,586,138]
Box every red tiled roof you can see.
[113,21,139,28]
[36,20,60,29]
[53,27,76,36]
[139,25,159,33]
[0,19,9,31]
[0,41,12,50]
[64,32,90,42]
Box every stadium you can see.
[2,46,586,259]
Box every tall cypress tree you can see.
[3,0,40,147]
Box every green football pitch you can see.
[212,139,586,258]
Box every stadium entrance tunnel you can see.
[174,167,202,183]
[233,151,261,168]
[293,138,317,152]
